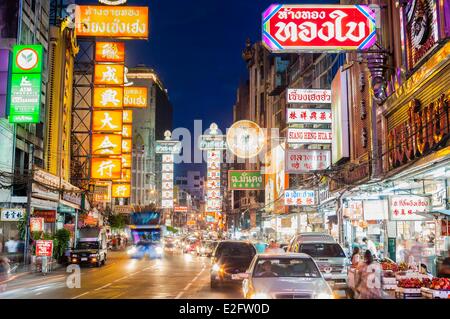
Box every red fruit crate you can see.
[395,287,423,299]
[421,287,450,299]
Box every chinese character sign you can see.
[91,157,122,180]
[112,183,131,198]
[122,109,133,124]
[30,217,44,232]
[206,150,221,212]
[390,195,430,221]
[286,108,332,124]
[262,5,376,52]
[92,110,123,132]
[0,208,25,221]
[284,190,316,206]
[76,6,149,39]
[92,134,122,155]
[93,87,124,108]
[94,64,124,85]
[285,149,331,173]
[161,154,174,208]
[95,42,125,62]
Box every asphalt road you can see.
[0,250,243,299]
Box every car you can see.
[242,253,334,299]
[210,240,256,288]
[287,233,350,296]
[183,237,199,254]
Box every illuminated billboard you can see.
[93,87,124,108]
[91,157,122,180]
[112,183,131,198]
[75,6,149,39]
[95,42,125,63]
[124,87,148,108]
[94,64,124,85]
[92,110,123,132]
[92,133,122,155]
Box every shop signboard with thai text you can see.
[389,195,431,221]
[123,87,148,108]
[286,89,331,104]
[262,5,376,52]
[284,190,315,206]
[285,149,331,173]
[228,170,264,190]
[75,6,149,39]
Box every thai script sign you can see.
[75,5,149,39]
[390,195,431,221]
[35,240,53,257]
[199,135,227,150]
[287,128,332,144]
[262,5,376,52]
[287,89,331,104]
[284,190,315,206]
[286,149,331,173]
[124,87,148,108]
[228,170,264,190]
[286,108,332,124]
[155,141,182,154]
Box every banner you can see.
[389,195,431,221]
[285,149,331,172]
[284,190,315,206]
[287,128,332,144]
[35,240,53,257]
[228,170,264,190]
[286,89,331,104]
[286,108,332,124]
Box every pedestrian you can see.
[117,236,122,250]
[362,237,378,259]
[0,256,10,292]
[355,250,382,299]
[351,247,361,268]
[5,237,18,254]
[438,248,450,278]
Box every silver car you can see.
[242,253,334,299]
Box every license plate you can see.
[81,257,87,261]
[231,274,240,280]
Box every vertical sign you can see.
[8,44,44,123]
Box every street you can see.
[0,251,242,299]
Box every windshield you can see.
[253,258,321,278]
[216,243,255,257]
[131,229,161,244]
[77,242,99,250]
[299,243,346,258]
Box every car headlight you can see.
[251,292,271,299]
[212,263,221,272]
[72,254,78,257]
[316,292,334,299]
[155,246,163,254]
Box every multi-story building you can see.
[175,170,205,201]
[123,65,173,208]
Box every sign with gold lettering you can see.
[92,110,123,132]
[91,157,122,180]
[92,134,122,155]
[112,183,131,198]
[95,42,125,62]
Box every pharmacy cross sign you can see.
[262,5,377,52]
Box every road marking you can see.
[72,292,90,299]
[95,283,112,291]
[35,292,42,295]
[113,276,129,282]
[176,267,205,298]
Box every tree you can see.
[108,214,126,230]
[53,229,71,263]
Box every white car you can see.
[242,253,334,299]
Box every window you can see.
[182,181,187,185]
[298,243,345,258]
[253,258,320,278]
[194,176,200,180]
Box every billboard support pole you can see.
[24,143,34,267]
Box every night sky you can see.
[77,0,337,175]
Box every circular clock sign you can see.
[226,120,265,159]
[16,48,39,71]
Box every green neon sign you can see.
[11,45,43,74]
[9,73,42,123]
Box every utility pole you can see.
[24,143,34,267]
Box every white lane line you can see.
[176,267,206,298]
[35,292,42,295]
[113,276,129,282]
[72,292,90,299]
[95,283,112,291]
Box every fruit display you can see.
[381,261,398,272]
[398,262,409,271]
[429,278,450,291]
[397,278,431,288]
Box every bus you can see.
[127,211,165,259]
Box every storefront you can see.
[378,41,450,275]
